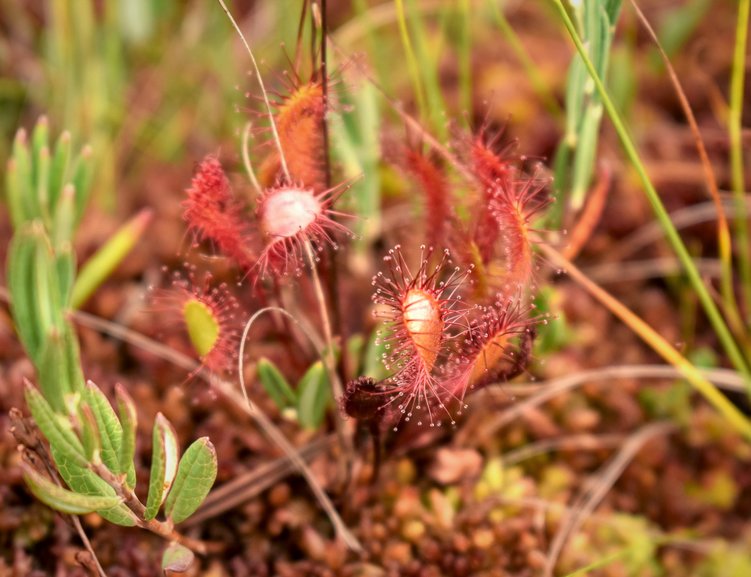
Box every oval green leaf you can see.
[162,542,195,573]
[297,361,331,430]
[24,381,86,466]
[145,413,179,520]
[257,357,296,410]
[164,437,217,524]
[23,465,122,515]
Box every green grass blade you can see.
[395,0,428,122]
[551,0,751,384]
[729,0,751,321]
[70,208,152,308]
[489,0,563,119]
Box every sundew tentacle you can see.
[489,165,552,296]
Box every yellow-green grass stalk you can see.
[551,0,751,384]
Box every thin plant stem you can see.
[543,422,676,577]
[395,0,428,118]
[628,0,747,345]
[319,0,332,190]
[71,516,108,577]
[316,0,347,386]
[237,306,300,410]
[495,364,749,397]
[302,241,353,470]
[215,0,291,182]
[241,122,262,196]
[303,242,341,399]
[489,0,563,119]
[540,243,751,440]
[550,0,751,382]
[730,0,751,320]
[457,0,472,116]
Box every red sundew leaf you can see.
[370,245,473,428]
[403,149,452,253]
[182,156,256,270]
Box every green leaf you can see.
[30,116,49,170]
[12,128,36,224]
[52,186,76,251]
[23,465,122,515]
[8,223,42,361]
[115,384,138,489]
[36,322,85,415]
[6,131,30,227]
[31,223,64,335]
[61,322,85,395]
[257,358,296,410]
[70,208,153,308]
[83,381,123,475]
[51,446,138,526]
[145,413,179,520]
[55,244,76,310]
[49,131,72,212]
[37,329,74,412]
[164,437,217,524]
[297,361,331,430]
[183,298,219,358]
[79,403,102,462]
[70,146,93,226]
[35,146,51,226]
[331,80,381,253]
[24,381,86,466]
[161,542,195,573]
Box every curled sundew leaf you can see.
[145,413,179,521]
[164,438,217,524]
[23,465,122,515]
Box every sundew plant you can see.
[2,0,751,575]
